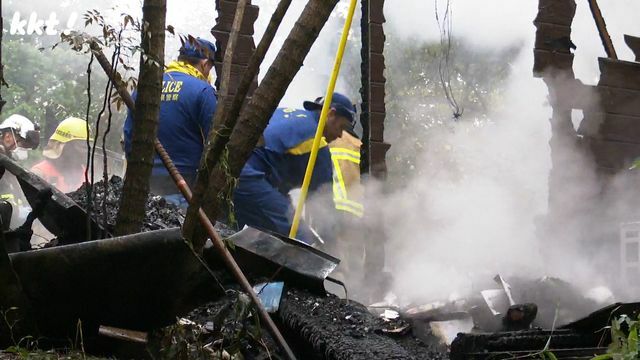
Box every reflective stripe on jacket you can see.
[329,131,364,218]
[241,108,333,194]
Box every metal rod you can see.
[587,0,617,59]
[98,325,148,344]
[289,0,358,238]
[89,44,296,360]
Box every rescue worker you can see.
[0,114,40,157]
[123,37,218,207]
[329,128,364,218]
[233,93,357,244]
[0,114,40,228]
[326,126,365,255]
[31,117,89,193]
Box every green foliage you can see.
[381,31,520,187]
[3,37,111,127]
[1,5,142,155]
[592,315,640,360]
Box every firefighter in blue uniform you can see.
[233,93,357,244]
[123,37,218,207]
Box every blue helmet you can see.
[180,37,217,61]
[303,92,358,129]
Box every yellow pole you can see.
[289,0,358,239]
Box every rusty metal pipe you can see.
[90,45,296,360]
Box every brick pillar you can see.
[211,0,259,112]
[360,0,390,180]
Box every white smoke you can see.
[373,0,640,305]
[253,0,360,107]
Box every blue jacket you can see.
[241,108,333,194]
[124,61,217,176]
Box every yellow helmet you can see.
[49,117,89,143]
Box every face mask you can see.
[12,148,28,161]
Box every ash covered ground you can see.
[65,177,446,359]
[67,176,184,233]
[175,287,447,360]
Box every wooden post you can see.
[211,0,260,106]
[360,0,390,179]
[587,0,617,59]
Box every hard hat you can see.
[49,117,89,143]
[179,37,217,61]
[43,117,89,159]
[0,114,36,139]
[0,114,40,149]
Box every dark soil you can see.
[67,176,184,233]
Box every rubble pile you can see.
[277,287,446,360]
[151,291,279,360]
[155,287,446,360]
[67,176,184,233]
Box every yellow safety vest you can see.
[329,131,364,218]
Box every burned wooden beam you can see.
[587,0,617,60]
[599,57,640,91]
[533,0,576,78]
[9,228,226,338]
[625,35,640,62]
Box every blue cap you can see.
[303,92,357,129]
[179,37,217,61]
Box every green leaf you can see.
[591,355,613,360]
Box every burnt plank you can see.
[369,24,385,54]
[535,0,577,26]
[369,84,386,114]
[533,49,574,77]
[587,137,640,170]
[598,86,640,117]
[534,23,573,53]
[369,0,385,24]
[214,1,259,35]
[369,112,385,142]
[551,81,597,110]
[370,141,391,179]
[369,53,386,83]
[597,113,640,144]
[625,35,640,62]
[598,57,640,91]
[213,63,254,95]
[576,111,604,138]
[211,31,256,66]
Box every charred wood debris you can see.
[3,0,640,357]
[0,160,637,360]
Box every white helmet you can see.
[0,114,40,149]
